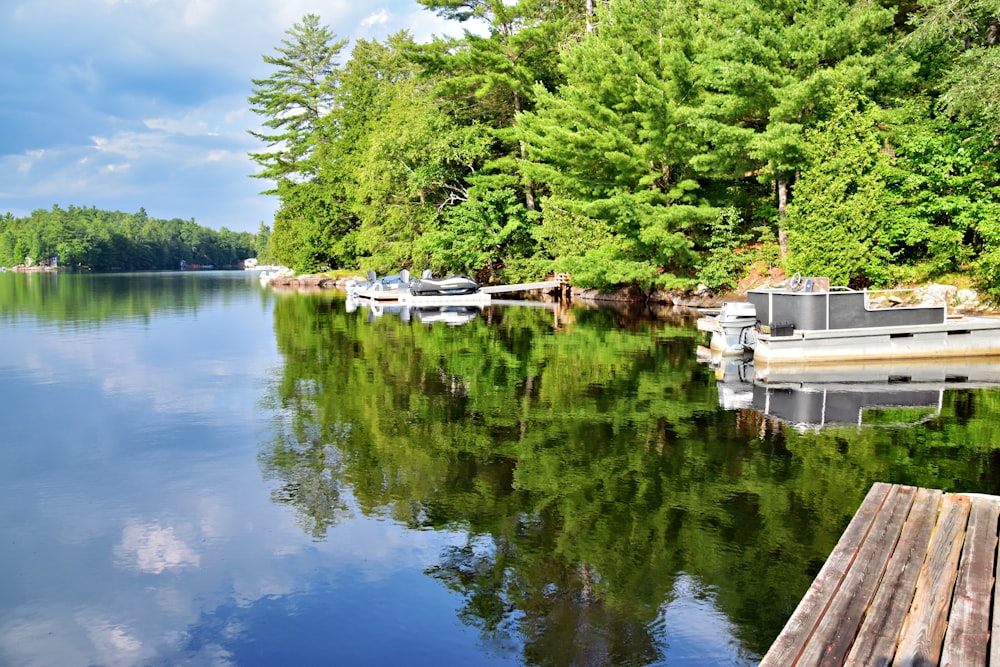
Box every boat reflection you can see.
[702,350,1000,431]
[346,298,482,326]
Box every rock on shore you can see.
[573,276,994,314]
[265,273,338,290]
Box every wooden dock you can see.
[480,280,562,294]
[759,482,1000,667]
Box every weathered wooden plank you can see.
[940,497,998,667]
[844,487,942,667]
[795,484,917,667]
[480,281,561,294]
[893,494,971,667]
[759,482,893,667]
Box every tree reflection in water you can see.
[259,292,1000,665]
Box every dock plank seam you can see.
[798,485,917,667]
[760,485,1000,667]
[893,494,971,666]
[941,499,998,666]
[760,483,1000,667]
[990,501,1000,666]
[844,487,942,667]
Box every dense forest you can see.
[0,206,260,271]
[249,0,1000,298]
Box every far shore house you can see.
[14,255,59,272]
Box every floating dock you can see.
[760,482,1000,666]
[350,279,565,306]
[479,280,561,294]
[350,289,492,306]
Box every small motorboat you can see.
[351,269,411,300]
[348,269,489,306]
[697,274,1000,366]
[408,270,480,296]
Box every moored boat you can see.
[408,271,480,296]
[697,276,1000,364]
[352,269,412,300]
[347,269,491,306]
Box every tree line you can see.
[250,0,1000,298]
[0,206,260,271]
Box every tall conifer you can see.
[248,14,347,188]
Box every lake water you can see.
[3,271,1000,666]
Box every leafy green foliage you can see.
[417,188,534,282]
[254,222,275,264]
[416,0,583,206]
[253,4,1000,292]
[783,92,897,286]
[905,0,1000,132]
[880,100,1000,282]
[785,91,1000,289]
[268,181,352,273]
[696,207,773,291]
[344,35,495,274]
[516,0,715,290]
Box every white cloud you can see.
[16,150,45,173]
[181,0,223,27]
[91,132,170,159]
[144,115,211,136]
[201,149,233,163]
[101,163,132,174]
[0,0,476,231]
[362,9,390,28]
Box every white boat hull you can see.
[753,317,1000,365]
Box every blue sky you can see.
[0,0,476,233]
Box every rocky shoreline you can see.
[265,272,340,290]
[264,271,997,315]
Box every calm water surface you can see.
[3,271,1000,667]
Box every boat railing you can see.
[863,287,947,313]
[748,283,948,332]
